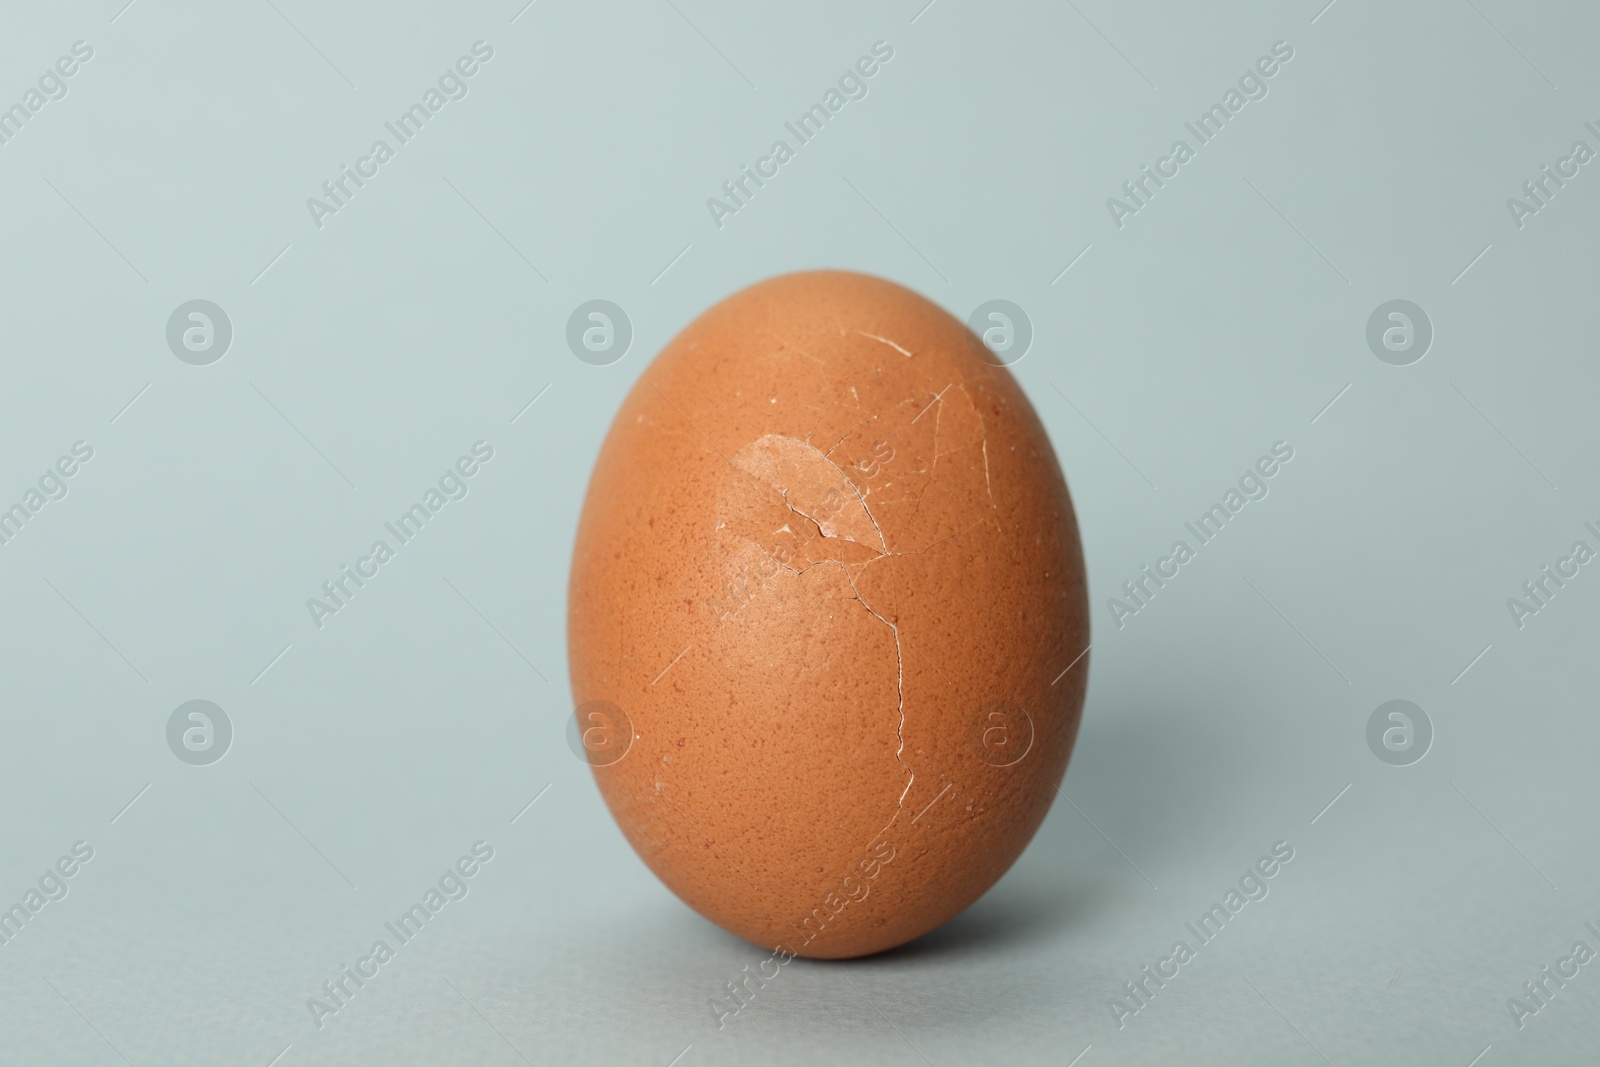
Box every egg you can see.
[567,271,1088,958]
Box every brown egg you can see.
[567,271,1089,959]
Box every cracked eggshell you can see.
[567,270,1089,958]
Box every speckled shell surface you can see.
[567,270,1089,959]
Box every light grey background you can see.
[1,0,1596,1064]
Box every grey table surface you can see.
[2,1,1597,1064]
